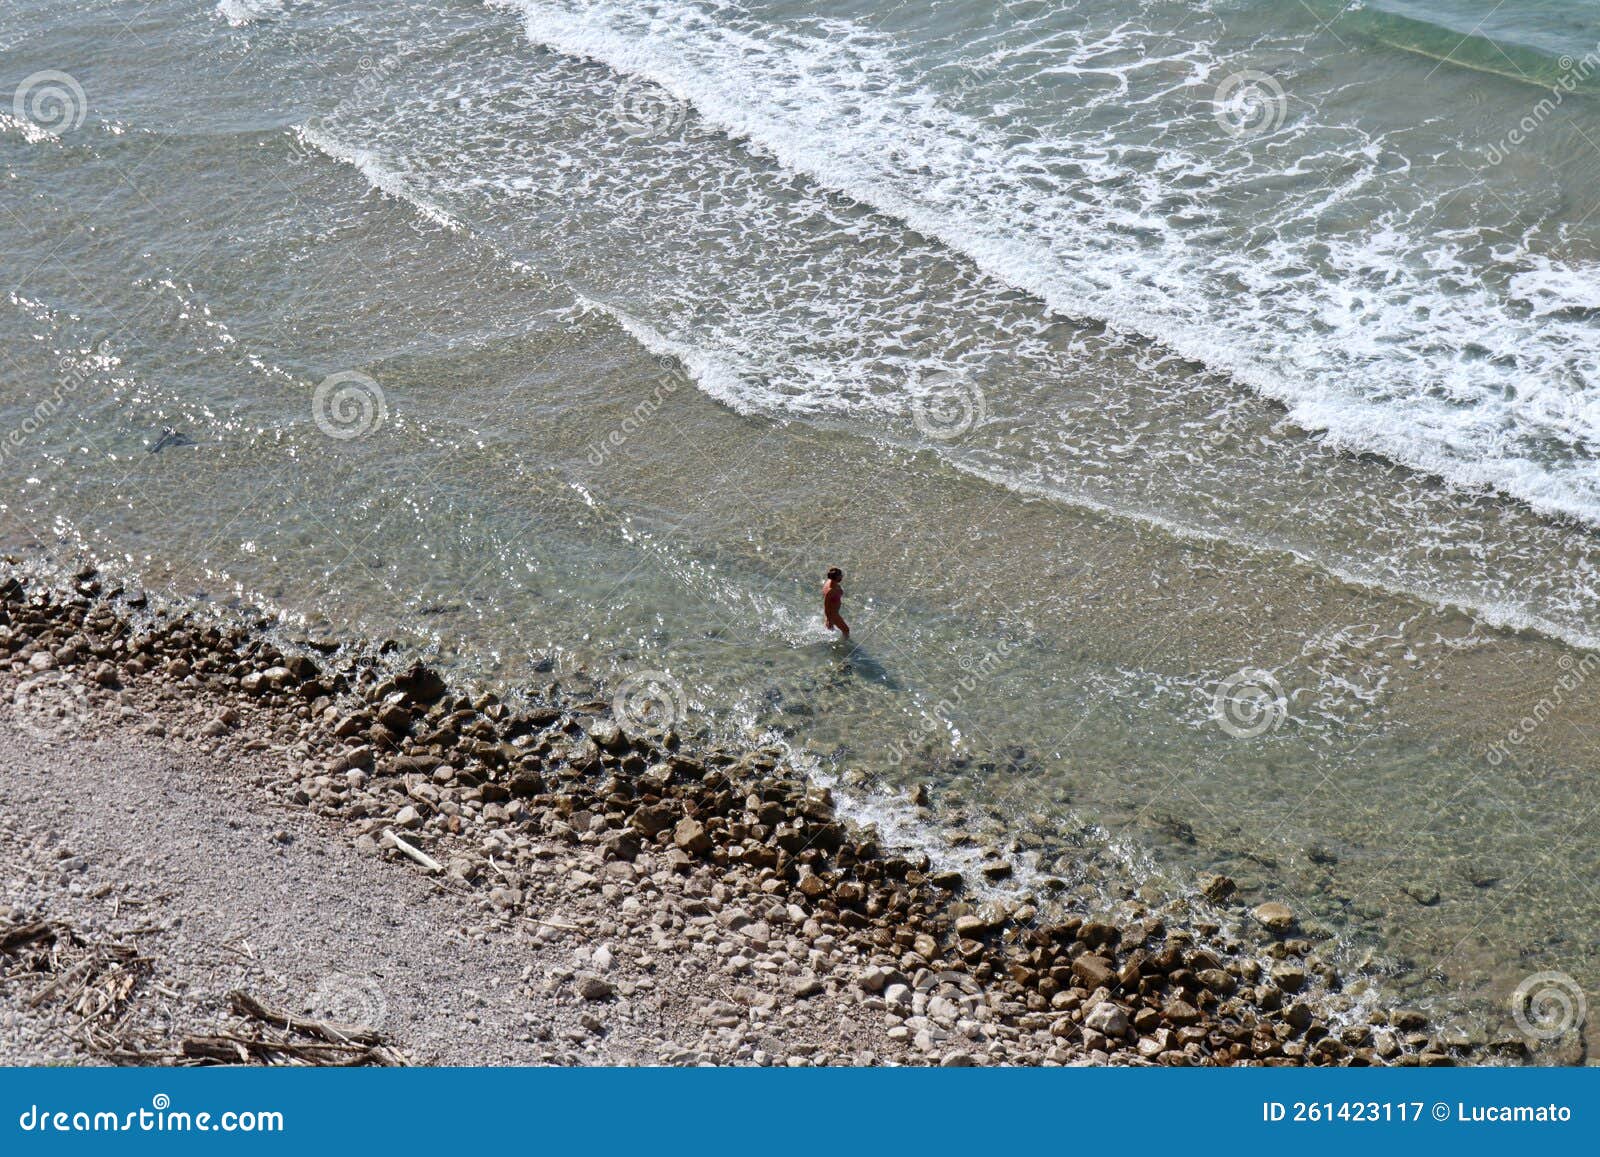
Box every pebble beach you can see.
[1,559,1536,1068]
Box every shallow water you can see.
[4,0,1600,1050]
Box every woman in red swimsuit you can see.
[822,567,849,639]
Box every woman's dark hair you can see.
[826,567,843,581]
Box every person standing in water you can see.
[823,567,849,639]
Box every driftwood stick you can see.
[25,958,91,1008]
[381,830,443,874]
[180,1036,253,1064]
[227,990,385,1046]
[180,1029,403,1068]
[0,922,57,954]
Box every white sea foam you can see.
[216,0,285,27]
[581,281,1600,654]
[493,0,1600,526]
[296,123,469,234]
[0,113,63,145]
[293,88,1600,655]
[572,296,778,417]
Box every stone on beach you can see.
[1083,1002,1129,1037]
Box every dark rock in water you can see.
[1391,1008,1428,1030]
[1252,902,1295,932]
[522,703,562,731]
[1197,872,1236,902]
[1401,882,1441,906]
[588,720,626,752]
[148,427,196,454]
[393,662,447,705]
[1272,963,1308,994]
[1157,815,1197,844]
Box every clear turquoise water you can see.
[4,0,1600,1049]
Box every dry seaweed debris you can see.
[91,991,407,1068]
[182,991,406,1067]
[2,921,404,1066]
[2,919,153,1047]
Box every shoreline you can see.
[0,560,1515,1066]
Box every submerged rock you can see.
[1252,902,1295,933]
